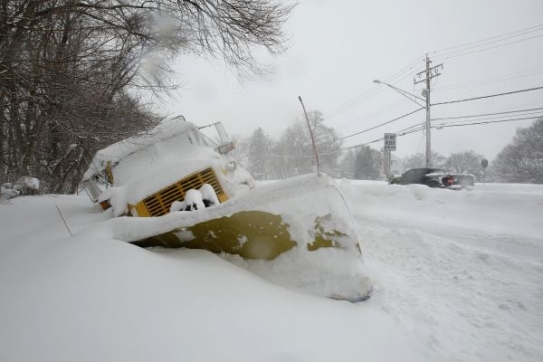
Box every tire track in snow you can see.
[356,216,543,362]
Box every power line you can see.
[435,116,541,129]
[345,137,383,149]
[323,87,383,119]
[433,67,543,92]
[342,55,436,163]
[431,22,543,58]
[323,55,425,119]
[345,124,425,149]
[384,55,427,83]
[432,86,543,106]
[395,122,425,134]
[344,112,541,151]
[433,33,543,61]
[432,107,543,121]
[432,23,543,54]
[433,112,543,126]
[334,98,413,129]
[340,107,424,140]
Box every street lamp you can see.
[373,79,425,106]
[373,79,431,167]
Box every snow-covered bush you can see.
[1,184,18,201]
[1,177,40,201]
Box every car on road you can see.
[390,168,475,189]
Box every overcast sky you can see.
[157,0,543,161]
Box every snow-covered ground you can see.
[1,181,542,362]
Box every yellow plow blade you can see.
[111,174,372,301]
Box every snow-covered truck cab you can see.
[82,117,253,218]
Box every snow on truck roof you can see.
[81,117,236,207]
[81,117,256,211]
[82,118,211,182]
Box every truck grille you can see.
[142,168,224,217]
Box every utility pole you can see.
[298,96,320,175]
[414,54,442,167]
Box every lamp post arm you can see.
[386,83,426,103]
[373,79,426,106]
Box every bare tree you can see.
[311,111,343,177]
[247,127,269,180]
[403,152,446,170]
[341,146,382,180]
[492,118,543,184]
[271,120,311,178]
[228,133,249,169]
[445,151,485,179]
[269,111,342,179]
[1,0,294,192]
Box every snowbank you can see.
[0,195,427,362]
[1,181,542,362]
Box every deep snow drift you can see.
[1,181,542,362]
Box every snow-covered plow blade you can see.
[110,174,372,301]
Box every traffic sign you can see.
[384,133,396,151]
[481,159,488,169]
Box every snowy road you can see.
[365,216,543,264]
[342,181,543,362]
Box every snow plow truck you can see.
[82,116,372,301]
